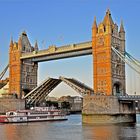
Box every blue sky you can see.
[0,0,140,96]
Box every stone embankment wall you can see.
[0,99,25,114]
[82,95,136,124]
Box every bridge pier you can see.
[82,95,136,124]
[0,98,25,114]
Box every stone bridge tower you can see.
[92,9,125,95]
[9,32,38,98]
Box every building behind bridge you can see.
[58,96,82,113]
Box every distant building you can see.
[45,96,58,102]
[58,96,73,103]
[58,96,83,112]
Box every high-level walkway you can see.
[24,76,94,105]
[20,41,92,62]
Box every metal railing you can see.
[118,95,140,101]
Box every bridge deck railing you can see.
[20,41,92,59]
[118,95,140,100]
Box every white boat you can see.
[0,107,67,123]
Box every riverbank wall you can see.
[0,99,25,114]
[82,95,136,124]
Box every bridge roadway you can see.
[24,76,94,105]
[20,41,92,62]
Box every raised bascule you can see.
[1,9,140,123]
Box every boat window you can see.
[50,112,53,115]
[9,112,14,115]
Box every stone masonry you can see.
[92,9,125,95]
[9,32,38,98]
[82,95,136,124]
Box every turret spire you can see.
[10,36,13,47]
[92,16,98,36]
[106,9,111,15]
[18,36,22,44]
[103,9,114,26]
[92,16,97,29]
[34,40,39,51]
[119,20,125,33]
[21,30,27,36]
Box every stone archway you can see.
[113,82,122,96]
[22,89,31,97]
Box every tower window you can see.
[23,46,25,51]
[112,29,114,34]
[104,26,106,32]
[26,66,29,72]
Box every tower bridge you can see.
[1,9,140,123]
[8,9,126,98]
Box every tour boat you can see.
[0,107,67,123]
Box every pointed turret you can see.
[17,34,23,51]
[119,20,125,52]
[18,36,22,45]
[21,31,27,36]
[102,9,114,33]
[119,20,125,40]
[34,40,39,51]
[9,37,14,52]
[103,9,114,26]
[92,16,98,37]
[119,20,125,33]
[93,16,97,29]
[10,37,13,47]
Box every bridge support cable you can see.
[112,47,140,75]
[125,52,140,67]
[0,64,9,80]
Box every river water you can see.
[0,114,140,140]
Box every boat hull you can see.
[0,107,68,123]
[0,116,67,123]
